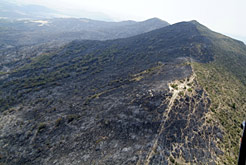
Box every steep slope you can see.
[0,21,246,164]
[191,21,246,164]
[0,17,169,74]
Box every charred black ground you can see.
[0,20,246,164]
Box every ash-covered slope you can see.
[0,17,169,74]
[0,21,246,164]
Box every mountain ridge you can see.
[0,17,169,75]
[1,20,246,164]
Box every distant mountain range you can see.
[0,1,59,19]
[1,18,246,164]
[0,0,113,21]
[0,17,169,47]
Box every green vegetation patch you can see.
[193,62,246,164]
[171,84,178,90]
[37,122,47,133]
[187,88,192,92]
[178,91,184,96]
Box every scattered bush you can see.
[171,84,178,90]
[38,122,47,132]
[67,114,80,123]
[55,117,63,127]
[170,156,175,163]
[211,108,216,113]
[179,91,184,96]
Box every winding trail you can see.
[144,75,195,165]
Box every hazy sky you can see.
[14,0,246,42]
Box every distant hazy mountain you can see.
[0,1,59,19]
[0,1,113,21]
